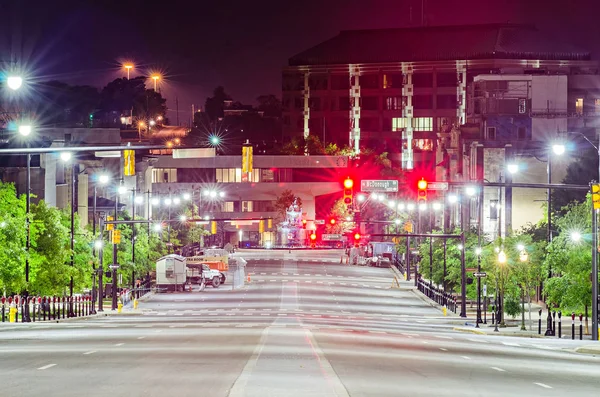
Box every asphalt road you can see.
[1,249,599,396]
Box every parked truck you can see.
[155,253,227,291]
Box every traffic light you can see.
[354,232,361,241]
[329,218,336,226]
[343,177,354,213]
[592,183,600,210]
[106,216,114,231]
[417,178,428,202]
[310,233,317,241]
[210,221,217,235]
[302,219,307,229]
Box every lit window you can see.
[241,201,253,212]
[152,168,176,183]
[221,202,234,212]
[383,74,389,89]
[576,98,584,115]
[412,117,433,131]
[595,99,600,112]
[392,118,407,131]
[235,168,242,182]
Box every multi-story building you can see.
[135,150,349,247]
[284,23,600,236]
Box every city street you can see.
[1,250,599,396]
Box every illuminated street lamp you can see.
[552,144,566,155]
[7,75,23,90]
[123,63,133,80]
[507,163,519,174]
[570,231,582,242]
[60,151,72,162]
[151,74,160,91]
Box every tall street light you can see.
[7,75,23,90]
[93,173,109,313]
[59,151,76,316]
[18,123,32,321]
[151,74,160,91]
[495,250,507,332]
[123,63,133,80]
[548,143,565,244]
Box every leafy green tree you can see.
[28,201,72,295]
[61,209,94,294]
[0,182,27,295]
[543,200,592,317]
[553,147,597,212]
[325,199,355,234]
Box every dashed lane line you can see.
[534,383,552,389]
[491,367,506,372]
[461,356,471,360]
[38,364,56,370]
[83,351,96,355]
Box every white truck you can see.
[155,254,226,291]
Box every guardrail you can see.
[416,278,457,313]
[1,295,95,323]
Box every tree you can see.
[553,147,598,212]
[98,77,167,127]
[0,182,27,295]
[543,200,592,318]
[205,86,231,121]
[274,190,302,221]
[256,94,282,118]
[325,199,355,234]
[29,201,73,296]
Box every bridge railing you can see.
[416,278,457,313]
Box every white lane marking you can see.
[461,356,471,360]
[305,281,312,284]
[502,342,520,347]
[435,335,453,340]
[402,333,420,336]
[317,281,324,284]
[83,351,96,355]
[491,367,505,372]
[269,280,276,282]
[38,364,56,370]
[468,338,488,343]
[422,341,429,344]
[369,330,386,334]
[115,343,125,347]
[137,336,146,340]
[439,348,448,351]
[534,383,552,389]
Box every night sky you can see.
[1,0,598,124]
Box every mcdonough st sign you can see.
[360,180,398,193]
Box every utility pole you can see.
[112,189,119,310]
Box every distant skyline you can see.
[1,0,598,125]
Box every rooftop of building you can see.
[288,23,591,66]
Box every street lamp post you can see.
[18,124,32,322]
[124,64,133,80]
[152,74,160,91]
[92,174,109,314]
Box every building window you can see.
[436,72,458,87]
[436,95,457,109]
[152,168,177,183]
[517,127,527,140]
[576,98,584,115]
[294,97,303,109]
[412,73,433,87]
[339,97,350,111]
[241,201,253,212]
[412,117,433,131]
[403,139,433,151]
[216,168,246,183]
[361,96,378,110]
[392,117,407,131]
[331,75,350,90]
[413,95,433,110]
[261,169,275,182]
[361,117,379,131]
[385,97,402,110]
[221,202,234,212]
[486,127,496,140]
[310,97,321,111]
[595,98,600,112]
[360,74,378,89]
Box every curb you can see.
[453,326,547,338]
[574,346,600,355]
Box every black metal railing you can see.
[417,278,457,313]
[1,295,94,323]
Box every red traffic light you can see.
[343,178,354,189]
[302,219,307,225]
[310,233,317,241]
[417,178,428,190]
[354,232,361,241]
[329,218,336,225]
